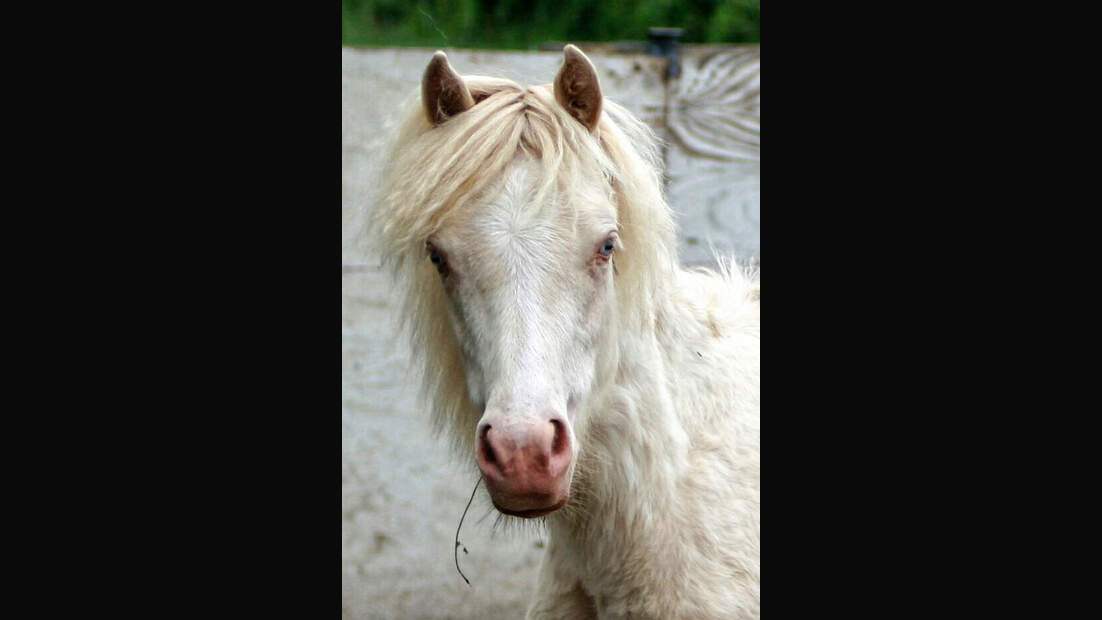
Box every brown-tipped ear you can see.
[554,44,603,132]
[422,51,474,125]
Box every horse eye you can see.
[599,240,615,258]
[426,243,448,274]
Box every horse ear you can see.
[422,51,475,125]
[554,44,603,132]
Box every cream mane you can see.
[373,74,679,456]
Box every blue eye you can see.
[600,240,615,257]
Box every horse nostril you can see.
[549,419,569,456]
[479,425,497,465]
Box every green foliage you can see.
[341,0,760,49]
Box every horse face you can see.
[414,46,612,518]
[428,158,618,518]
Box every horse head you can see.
[418,46,613,518]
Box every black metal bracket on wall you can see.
[645,27,683,80]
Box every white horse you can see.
[373,45,760,619]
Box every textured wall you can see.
[667,45,760,265]
[342,45,759,618]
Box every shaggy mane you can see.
[372,73,679,456]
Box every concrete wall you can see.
[342,45,759,618]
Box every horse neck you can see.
[561,274,692,534]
